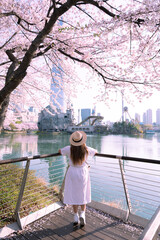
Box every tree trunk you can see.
[0,55,18,132]
[0,96,10,132]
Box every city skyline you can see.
[72,88,160,123]
[75,106,160,125]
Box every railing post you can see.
[117,156,132,221]
[14,159,30,229]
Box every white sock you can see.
[80,211,85,217]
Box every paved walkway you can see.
[4,206,145,240]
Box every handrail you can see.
[0,153,61,165]
[0,152,160,165]
[96,153,160,164]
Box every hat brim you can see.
[69,131,87,146]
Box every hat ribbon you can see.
[72,136,83,143]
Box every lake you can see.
[0,132,160,219]
[1,132,160,159]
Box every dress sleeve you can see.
[60,145,70,157]
[87,146,97,157]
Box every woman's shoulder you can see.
[86,146,97,151]
[60,145,70,155]
[86,146,97,156]
[61,145,70,150]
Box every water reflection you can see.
[1,132,160,159]
[36,133,69,185]
[0,133,38,160]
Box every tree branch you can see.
[77,0,116,18]
[0,61,12,67]
[75,5,96,21]
[6,50,18,63]
[0,33,17,50]
[34,45,53,58]
[0,11,35,26]
[5,50,19,84]
[58,48,154,86]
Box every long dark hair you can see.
[70,144,88,165]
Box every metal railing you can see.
[0,153,64,230]
[90,154,160,221]
[0,152,160,237]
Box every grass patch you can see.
[0,163,60,228]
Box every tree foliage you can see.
[112,121,140,134]
[1,0,160,129]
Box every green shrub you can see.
[9,123,17,130]
[15,121,22,124]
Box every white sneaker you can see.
[80,211,86,226]
[73,213,79,226]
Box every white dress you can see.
[60,145,97,205]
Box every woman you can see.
[59,131,97,226]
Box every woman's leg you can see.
[80,204,86,226]
[80,204,86,211]
[73,205,78,213]
[73,205,79,225]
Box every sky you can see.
[73,89,160,123]
[69,62,160,123]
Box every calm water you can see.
[0,132,160,219]
[1,132,160,160]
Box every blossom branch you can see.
[77,0,116,18]
[0,33,17,50]
[59,48,157,87]
[0,11,35,26]
[75,6,96,21]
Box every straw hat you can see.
[69,131,87,146]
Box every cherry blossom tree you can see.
[1,0,160,131]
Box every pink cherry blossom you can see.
[0,0,160,130]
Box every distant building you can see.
[50,65,65,113]
[38,58,76,131]
[78,109,81,124]
[146,109,152,125]
[156,109,160,125]
[135,113,140,123]
[92,106,96,116]
[81,109,91,121]
[38,106,73,131]
[143,112,147,124]
[28,106,37,113]
[50,19,65,113]
[143,109,152,125]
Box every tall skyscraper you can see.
[135,113,140,123]
[81,109,91,121]
[50,65,65,113]
[78,109,81,123]
[92,106,96,116]
[143,112,146,124]
[146,109,152,125]
[143,109,153,125]
[156,109,160,125]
